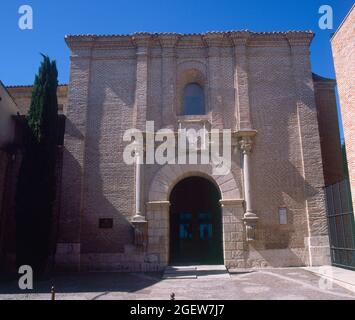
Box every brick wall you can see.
[7,85,68,114]
[331,5,355,208]
[56,31,331,270]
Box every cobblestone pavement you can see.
[0,268,354,300]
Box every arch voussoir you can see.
[148,163,241,202]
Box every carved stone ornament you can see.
[239,137,253,154]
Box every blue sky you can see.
[1,0,353,138]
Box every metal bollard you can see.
[51,286,55,301]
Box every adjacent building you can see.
[331,5,355,208]
[0,82,20,264]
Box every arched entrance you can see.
[169,176,223,265]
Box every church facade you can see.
[52,30,331,271]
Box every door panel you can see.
[169,177,223,265]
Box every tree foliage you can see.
[15,55,58,274]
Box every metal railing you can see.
[325,179,355,270]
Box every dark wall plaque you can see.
[99,218,113,229]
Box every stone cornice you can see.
[65,31,315,50]
[158,34,181,48]
[132,32,153,48]
[229,31,251,46]
[286,31,315,46]
[203,32,229,47]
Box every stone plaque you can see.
[279,208,287,225]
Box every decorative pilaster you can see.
[204,33,225,127]
[159,35,179,129]
[132,33,151,131]
[230,32,252,131]
[131,33,150,226]
[237,129,258,241]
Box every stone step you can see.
[163,265,230,279]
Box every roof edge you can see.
[331,4,355,42]
[0,80,19,109]
[6,84,68,88]
[65,30,314,38]
[64,30,315,48]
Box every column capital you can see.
[235,130,257,154]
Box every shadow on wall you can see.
[78,59,137,257]
[245,246,308,268]
[249,64,325,258]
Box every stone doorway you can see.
[169,176,223,265]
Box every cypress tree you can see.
[15,55,58,274]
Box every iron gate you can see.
[325,179,355,270]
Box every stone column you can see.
[230,31,252,131]
[131,146,148,250]
[159,35,179,129]
[133,149,144,220]
[237,130,258,241]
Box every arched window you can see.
[183,83,205,115]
